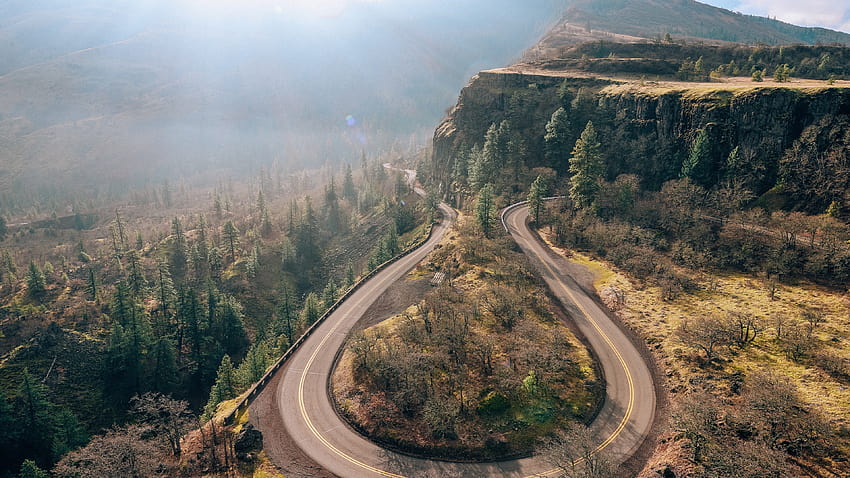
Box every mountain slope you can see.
[533,0,850,55]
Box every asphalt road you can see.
[259,202,655,477]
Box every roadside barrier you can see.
[223,214,441,425]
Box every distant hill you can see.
[530,0,850,58]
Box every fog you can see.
[0,0,564,203]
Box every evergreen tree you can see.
[49,408,87,461]
[557,79,575,107]
[237,341,271,387]
[77,241,91,263]
[176,286,195,352]
[208,247,223,281]
[113,209,129,257]
[0,216,6,240]
[14,370,54,467]
[725,145,743,180]
[108,284,153,396]
[17,460,49,478]
[342,163,357,202]
[528,175,548,226]
[26,261,46,300]
[150,337,179,394]
[569,121,604,210]
[204,355,236,419]
[218,296,248,357]
[300,292,322,327]
[681,128,713,186]
[545,106,572,172]
[774,63,791,82]
[323,178,343,233]
[125,249,147,297]
[467,144,486,191]
[346,261,356,287]
[277,285,297,346]
[451,145,470,187]
[169,218,188,278]
[85,267,98,302]
[222,220,240,262]
[0,392,19,471]
[475,183,495,237]
[322,279,338,308]
[156,260,177,325]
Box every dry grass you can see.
[540,230,850,463]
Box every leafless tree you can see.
[53,424,162,478]
[728,312,764,347]
[676,315,732,363]
[670,391,722,463]
[537,423,615,478]
[131,392,194,457]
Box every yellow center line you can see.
[294,210,636,478]
[513,209,636,478]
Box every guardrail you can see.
[222,215,441,425]
[500,196,566,233]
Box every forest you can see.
[0,155,432,476]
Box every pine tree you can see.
[528,175,548,226]
[219,296,248,357]
[475,183,495,237]
[150,337,179,394]
[681,128,713,186]
[237,341,271,387]
[322,279,338,308]
[545,106,572,172]
[277,285,297,346]
[15,370,54,466]
[204,355,236,419]
[26,261,46,300]
[467,144,486,191]
[725,145,742,180]
[50,408,87,461]
[85,266,98,302]
[170,218,188,278]
[222,220,240,262]
[342,163,357,202]
[125,249,147,297]
[569,121,604,210]
[17,460,49,478]
[300,292,322,327]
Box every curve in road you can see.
[256,200,655,477]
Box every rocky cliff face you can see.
[431,70,850,209]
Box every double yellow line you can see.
[295,207,636,477]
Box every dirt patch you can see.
[353,276,431,331]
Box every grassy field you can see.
[539,230,850,468]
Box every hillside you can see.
[528,0,850,59]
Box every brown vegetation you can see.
[333,216,600,460]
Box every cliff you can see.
[431,70,850,212]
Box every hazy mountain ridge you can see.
[531,0,850,57]
[0,0,566,213]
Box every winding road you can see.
[254,199,656,477]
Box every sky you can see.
[701,0,850,33]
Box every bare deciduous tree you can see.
[676,315,732,363]
[537,423,615,478]
[53,424,161,478]
[131,392,194,457]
